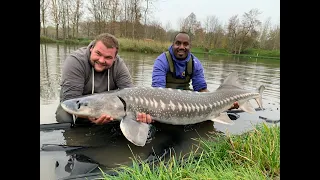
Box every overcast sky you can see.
[149,0,280,30]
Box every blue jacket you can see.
[151,45,207,91]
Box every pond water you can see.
[40,43,280,180]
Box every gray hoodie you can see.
[59,41,134,102]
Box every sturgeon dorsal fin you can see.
[217,71,243,90]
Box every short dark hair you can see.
[94,33,119,50]
[172,31,191,43]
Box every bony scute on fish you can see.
[61,71,265,147]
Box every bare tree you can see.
[69,0,83,38]
[237,8,262,54]
[213,25,225,49]
[204,15,224,49]
[79,19,96,38]
[180,12,200,35]
[40,0,50,36]
[87,0,97,34]
[143,0,149,38]
[122,0,129,37]
[59,0,70,39]
[267,24,280,50]
[259,17,271,49]
[148,20,165,41]
[51,0,61,39]
[164,21,173,41]
[178,17,185,31]
[142,0,157,38]
[41,1,279,54]
[180,12,202,45]
[87,0,109,35]
[129,0,142,39]
[164,21,172,32]
[227,15,240,53]
[108,0,121,35]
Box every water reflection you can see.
[40,43,280,179]
[41,120,221,179]
[40,44,80,105]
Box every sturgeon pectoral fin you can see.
[211,112,234,125]
[119,112,150,147]
[239,101,256,114]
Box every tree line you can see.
[40,0,280,54]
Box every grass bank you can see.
[40,36,280,60]
[192,47,280,60]
[98,123,280,180]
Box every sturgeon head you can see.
[60,93,126,120]
[60,93,150,147]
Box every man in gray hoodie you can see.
[55,33,151,125]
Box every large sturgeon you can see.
[61,72,265,147]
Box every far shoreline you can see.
[40,36,280,60]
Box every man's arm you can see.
[60,56,86,102]
[56,56,88,123]
[151,57,168,88]
[114,58,134,88]
[191,57,238,109]
[191,60,208,92]
[137,56,168,124]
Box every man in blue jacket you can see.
[137,32,238,123]
[152,31,208,91]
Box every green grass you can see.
[118,38,170,54]
[205,48,280,60]
[242,48,280,58]
[94,123,280,180]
